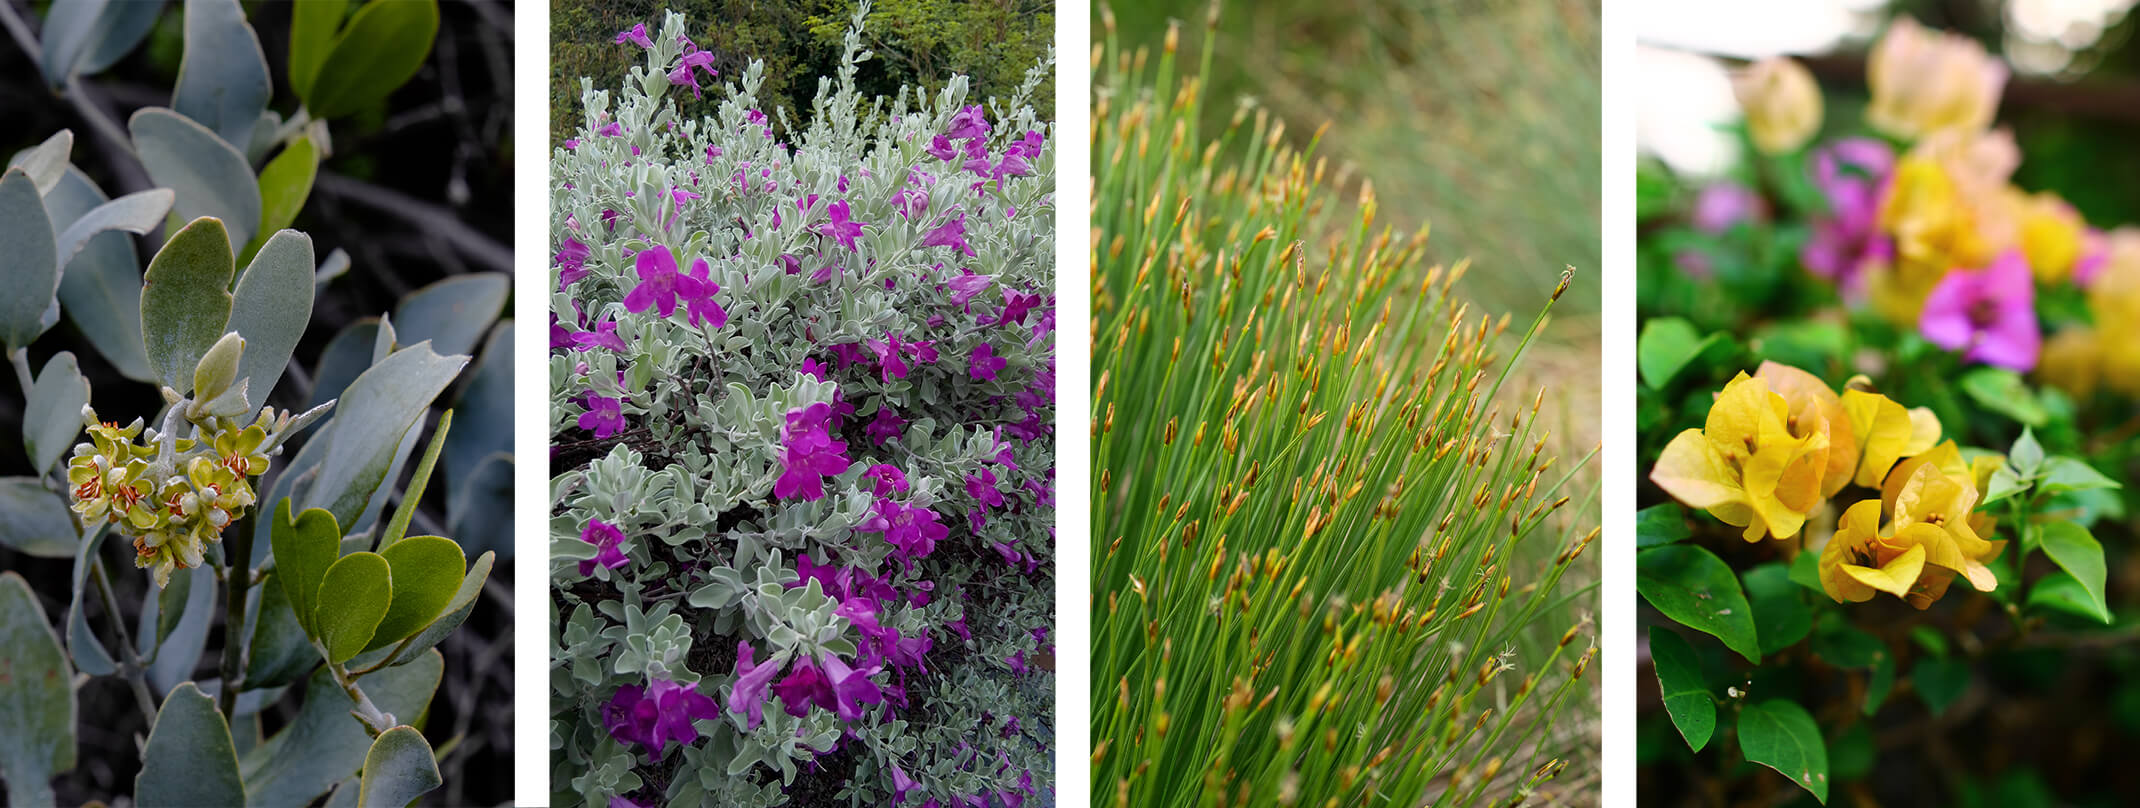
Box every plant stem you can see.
[328,660,396,737]
[216,514,254,718]
[90,551,161,726]
[7,347,32,393]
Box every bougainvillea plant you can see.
[1636,15,2133,805]
[0,1,507,805]
[549,9,1054,807]
[1089,8,1600,807]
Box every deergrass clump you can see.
[1090,11,1598,807]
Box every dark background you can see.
[0,1,516,804]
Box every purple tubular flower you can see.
[891,765,920,805]
[667,50,718,98]
[861,498,948,559]
[614,23,653,48]
[774,657,830,717]
[992,288,1042,327]
[822,654,884,721]
[774,402,852,501]
[864,464,909,495]
[921,212,976,258]
[570,318,627,352]
[597,122,624,137]
[966,468,1004,508]
[820,200,866,252]
[578,518,630,575]
[555,237,590,290]
[866,406,909,445]
[683,257,728,329]
[603,678,717,759]
[622,245,710,318]
[969,342,1006,381]
[726,642,784,730]
[945,105,990,141]
[948,272,993,307]
[869,336,912,382]
[579,394,625,439]
[1689,182,1763,234]
[1920,250,2040,371]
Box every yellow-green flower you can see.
[212,424,272,478]
[1650,372,1830,541]
[1839,382,1940,489]
[1819,499,1932,603]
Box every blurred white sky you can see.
[1638,0,2139,177]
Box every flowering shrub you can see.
[549,10,1054,807]
[1637,16,2137,805]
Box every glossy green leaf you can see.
[2008,427,2045,476]
[1787,548,1823,593]
[50,168,154,382]
[2039,457,2120,496]
[2027,569,2110,624]
[22,352,87,476]
[130,107,260,254]
[1864,652,1895,715]
[0,572,76,808]
[1959,367,2047,427]
[2038,521,2109,625]
[241,650,442,807]
[1745,582,1811,656]
[1648,626,1715,752]
[1738,699,1828,804]
[271,500,343,638]
[0,168,58,350]
[1636,544,1760,663]
[228,229,316,406]
[315,551,392,664]
[172,0,271,148]
[357,726,441,808]
[139,216,235,393]
[395,274,509,358]
[0,477,77,558]
[350,551,492,671]
[249,137,320,263]
[54,188,174,269]
[135,682,245,808]
[302,342,467,532]
[305,0,440,119]
[288,0,351,100]
[1828,723,1875,781]
[38,0,112,85]
[367,536,465,652]
[1634,503,1690,548]
[6,130,72,193]
[246,569,319,690]
[1636,317,1716,390]
[1913,655,1970,716]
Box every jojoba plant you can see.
[550,9,1054,807]
[0,1,509,805]
[1090,8,1599,807]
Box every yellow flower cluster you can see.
[2041,228,2140,398]
[68,412,274,587]
[1650,362,2005,609]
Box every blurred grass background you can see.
[1101,2,1602,800]
[550,0,1053,144]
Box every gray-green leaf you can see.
[130,107,261,254]
[135,682,246,808]
[228,230,316,406]
[172,0,271,149]
[50,168,154,382]
[140,216,235,393]
[0,572,77,808]
[54,188,174,268]
[23,352,87,476]
[357,726,442,808]
[0,477,77,558]
[302,342,467,531]
[0,168,59,350]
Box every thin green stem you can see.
[7,347,32,394]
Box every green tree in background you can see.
[551,0,1052,144]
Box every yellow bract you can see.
[1649,372,1829,541]
[1839,381,1941,489]
[1865,16,2007,141]
[1733,57,1822,155]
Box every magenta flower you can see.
[773,403,851,501]
[869,336,912,381]
[860,498,948,559]
[602,678,717,759]
[1690,182,1764,234]
[992,288,1042,327]
[579,518,629,575]
[614,23,653,48]
[555,237,590,290]
[622,245,710,319]
[1802,138,1895,294]
[1920,250,2040,371]
[667,50,718,98]
[725,642,784,730]
[820,200,866,252]
[921,212,976,258]
[774,658,829,718]
[864,464,909,495]
[580,394,625,439]
[895,187,929,219]
[946,105,990,141]
[1007,650,1028,675]
[800,357,829,382]
[682,257,728,329]
[570,317,626,352]
[597,122,624,137]
[969,342,1005,381]
[866,406,909,445]
[550,314,572,350]
[948,272,993,307]
[927,135,959,162]
[966,468,1004,508]
[891,765,921,804]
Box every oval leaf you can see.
[394,274,508,358]
[54,188,175,268]
[229,230,316,406]
[1649,626,1715,753]
[270,500,342,639]
[38,0,114,85]
[76,0,165,75]
[0,168,59,350]
[0,477,77,558]
[0,572,76,808]
[66,527,117,676]
[350,551,492,671]
[246,569,320,690]
[23,352,88,476]
[135,682,245,808]
[1737,699,1829,804]
[130,107,261,254]
[241,651,442,807]
[1637,544,1760,663]
[305,0,439,119]
[356,726,441,808]
[314,552,392,664]
[50,168,154,381]
[367,536,465,652]
[5,130,73,193]
[302,342,468,531]
[172,0,271,148]
[288,0,351,100]
[2038,521,2109,625]
[251,137,320,260]
[140,216,236,393]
